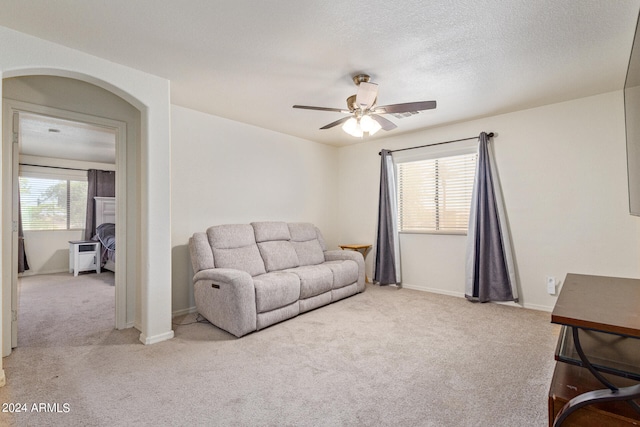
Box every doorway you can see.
[3,99,128,354]
[0,62,172,359]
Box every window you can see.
[19,171,88,231]
[397,151,477,234]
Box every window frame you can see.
[18,165,88,232]
[394,141,478,236]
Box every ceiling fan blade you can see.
[356,82,378,109]
[373,100,437,114]
[370,114,397,131]
[293,105,350,113]
[320,116,352,130]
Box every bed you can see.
[94,196,116,272]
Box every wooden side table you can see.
[339,244,372,283]
[69,240,101,276]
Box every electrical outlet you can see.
[547,276,556,295]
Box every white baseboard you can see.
[172,306,197,317]
[19,268,69,277]
[401,282,465,298]
[0,369,5,387]
[400,282,553,312]
[520,302,553,312]
[139,330,174,345]
[491,299,553,312]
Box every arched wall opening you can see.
[2,75,139,349]
[0,33,174,385]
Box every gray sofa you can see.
[189,222,366,337]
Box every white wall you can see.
[22,230,82,275]
[338,90,640,311]
[0,24,174,370]
[170,105,340,314]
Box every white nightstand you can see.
[69,240,101,276]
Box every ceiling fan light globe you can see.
[342,117,363,137]
[360,115,381,135]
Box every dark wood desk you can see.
[550,274,640,426]
[549,363,640,426]
[551,274,640,338]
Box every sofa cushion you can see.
[289,223,326,266]
[253,272,300,313]
[207,224,256,248]
[289,223,327,251]
[291,240,325,266]
[288,222,318,241]
[298,291,332,313]
[332,282,359,302]
[285,265,333,299]
[208,224,266,277]
[257,241,299,272]
[212,246,266,277]
[252,221,291,242]
[324,260,359,289]
[257,302,300,330]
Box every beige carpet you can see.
[0,273,559,426]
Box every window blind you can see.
[398,152,477,233]
[19,176,88,231]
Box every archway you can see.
[2,73,136,354]
[0,30,174,388]
[0,63,172,363]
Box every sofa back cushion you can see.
[252,222,299,272]
[288,223,325,266]
[207,224,266,277]
[252,221,290,242]
[189,232,215,273]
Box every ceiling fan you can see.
[293,74,436,137]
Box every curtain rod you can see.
[19,163,88,172]
[378,132,494,155]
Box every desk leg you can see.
[553,327,640,426]
[554,384,640,426]
[571,327,619,392]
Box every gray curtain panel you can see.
[374,149,401,285]
[84,169,116,240]
[18,188,29,273]
[465,132,518,302]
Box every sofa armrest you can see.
[324,250,366,292]
[193,268,252,285]
[193,268,257,337]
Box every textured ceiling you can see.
[1,0,639,146]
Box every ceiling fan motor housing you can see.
[346,95,358,112]
[352,74,371,85]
